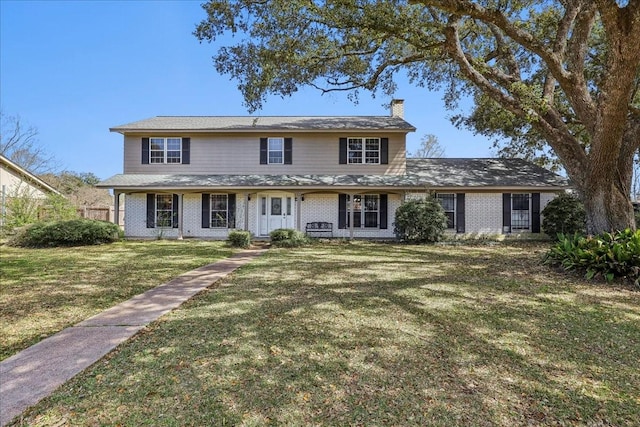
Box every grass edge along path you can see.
[0,240,234,361]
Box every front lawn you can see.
[0,240,233,361]
[10,242,640,426]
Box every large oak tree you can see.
[195,0,640,234]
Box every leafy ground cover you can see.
[9,241,640,426]
[0,240,233,361]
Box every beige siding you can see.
[123,132,406,175]
[0,166,49,199]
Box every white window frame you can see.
[210,194,229,228]
[155,194,174,228]
[268,137,284,164]
[347,137,380,165]
[347,194,380,228]
[149,137,182,164]
[511,193,531,231]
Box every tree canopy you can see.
[195,0,640,234]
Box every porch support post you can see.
[295,192,302,231]
[348,192,355,240]
[113,191,121,227]
[177,193,184,240]
[244,193,250,231]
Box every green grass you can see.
[9,241,640,426]
[0,240,234,361]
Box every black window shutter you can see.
[146,193,155,228]
[338,194,347,229]
[228,194,236,228]
[456,193,466,233]
[260,138,268,164]
[339,138,347,164]
[182,138,190,164]
[380,137,389,164]
[379,194,388,229]
[532,193,541,233]
[142,138,150,164]
[201,194,210,228]
[172,194,179,228]
[284,138,292,164]
[503,193,512,233]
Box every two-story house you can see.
[98,100,568,239]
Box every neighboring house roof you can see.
[110,116,416,133]
[0,154,62,196]
[98,158,569,191]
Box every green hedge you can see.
[543,229,640,286]
[394,197,447,243]
[269,228,309,247]
[9,219,122,247]
[227,230,251,248]
[541,193,586,239]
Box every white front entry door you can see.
[258,193,295,236]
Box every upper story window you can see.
[150,137,182,164]
[142,137,189,165]
[260,137,292,165]
[511,193,531,230]
[268,138,284,164]
[348,137,380,164]
[436,193,456,229]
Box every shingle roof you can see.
[110,116,416,133]
[98,158,568,190]
[406,158,568,187]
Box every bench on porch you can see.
[305,221,333,237]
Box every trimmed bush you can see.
[9,219,122,247]
[269,228,309,247]
[227,230,251,248]
[543,229,640,286]
[541,193,586,239]
[394,197,447,243]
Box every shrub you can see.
[269,228,309,247]
[227,230,251,248]
[543,229,640,286]
[394,197,447,243]
[9,219,122,247]
[541,193,586,239]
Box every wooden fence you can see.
[77,206,124,225]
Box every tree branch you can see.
[443,18,588,179]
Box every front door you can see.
[259,193,294,236]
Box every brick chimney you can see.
[390,99,404,118]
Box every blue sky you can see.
[1,0,494,180]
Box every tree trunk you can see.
[580,172,635,235]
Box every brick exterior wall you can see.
[406,191,558,235]
[124,191,557,239]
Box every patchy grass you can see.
[10,241,640,426]
[0,240,233,361]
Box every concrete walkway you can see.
[0,248,266,426]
